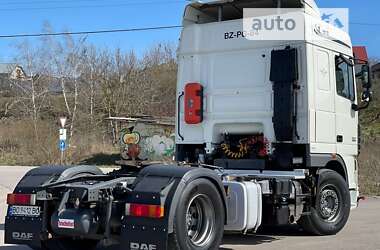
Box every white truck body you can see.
[176,0,359,207]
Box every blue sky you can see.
[0,0,379,62]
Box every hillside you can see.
[358,79,380,195]
[360,79,380,137]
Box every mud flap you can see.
[120,217,168,250]
[5,216,43,249]
[5,165,103,249]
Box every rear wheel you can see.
[168,178,225,250]
[299,170,351,235]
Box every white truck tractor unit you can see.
[5,0,373,250]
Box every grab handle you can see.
[177,91,184,141]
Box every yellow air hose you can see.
[221,141,249,159]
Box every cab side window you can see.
[335,56,355,101]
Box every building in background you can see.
[0,63,26,81]
[0,63,27,94]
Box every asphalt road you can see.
[0,166,379,250]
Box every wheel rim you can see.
[186,194,215,247]
[318,185,341,222]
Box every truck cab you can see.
[176,0,371,209]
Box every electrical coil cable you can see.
[220,141,249,159]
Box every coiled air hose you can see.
[221,142,249,159]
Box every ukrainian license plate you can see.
[9,205,41,217]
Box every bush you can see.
[0,118,117,166]
[358,138,380,195]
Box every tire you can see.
[40,239,98,250]
[168,178,225,250]
[299,170,351,235]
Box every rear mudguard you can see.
[120,164,227,250]
[5,165,103,248]
[13,165,103,193]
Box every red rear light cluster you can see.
[126,203,164,218]
[184,82,204,124]
[7,193,36,206]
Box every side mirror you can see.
[352,88,372,112]
[361,90,372,102]
[352,63,372,112]
[352,96,370,111]
[360,64,372,89]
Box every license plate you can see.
[9,206,41,217]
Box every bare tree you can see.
[41,23,87,147]
[81,45,99,126]
[0,25,179,165]
[65,36,87,146]
[12,40,49,141]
